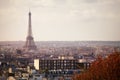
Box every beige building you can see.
[34,59,39,70]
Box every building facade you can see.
[39,59,77,70]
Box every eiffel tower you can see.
[24,11,37,51]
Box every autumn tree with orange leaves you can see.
[73,52,120,80]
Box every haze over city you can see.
[0,0,120,41]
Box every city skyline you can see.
[0,0,120,41]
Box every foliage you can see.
[73,52,120,80]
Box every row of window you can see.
[40,63,75,66]
[40,60,77,63]
[40,66,76,70]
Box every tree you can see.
[73,52,120,80]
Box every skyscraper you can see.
[24,11,37,51]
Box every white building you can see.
[34,59,39,70]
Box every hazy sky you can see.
[0,0,120,41]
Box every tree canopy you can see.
[73,52,120,80]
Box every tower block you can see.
[24,11,37,51]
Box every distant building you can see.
[34,59,39,70]
[7,76,16,80]
[8,67,12,73]
[58,55,74,60]
[77,59,91,69]
[23,11,37,52]
[39,57,77,70]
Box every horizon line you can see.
[0,40,120,42]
